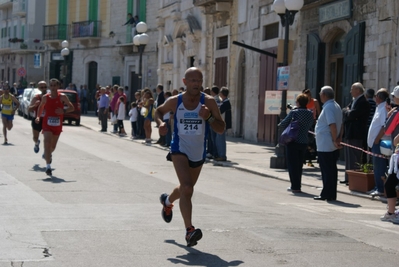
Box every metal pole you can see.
[138,45,144,90]
[63,57,67,89]
[270,8,290,169]
[280,8,290,121]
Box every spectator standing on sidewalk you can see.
[367,88,389,197]
[279,93,314,193]
[163,91,172,147]
[314,86,342,201]
[381,85,399,223]
[155,84,166,145]
[116,94,127,136]
[80,85,88,114]
[208,86,221,159]
[341,82,370,185]
[128,102,138,138]
[98,87,109,132]
[142,90,155,145]
[214,87,232,161]
[110,85,121,133]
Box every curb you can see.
[81,123,378,202]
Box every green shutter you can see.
[139,0,146,22]
[21,25,24,39]
[89,0,98,36]
[127,0,133,14]
[89,0,98,21]
[58,0,68,39]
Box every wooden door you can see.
[342,22,365,107]
[258,48,278,144]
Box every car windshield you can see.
[64,92,77,103]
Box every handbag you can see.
[110,114,117,124]
[279,113,300,145]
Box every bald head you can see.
[184,67,202,79]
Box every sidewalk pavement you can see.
[80,112,374,200]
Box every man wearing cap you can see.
[367,88,390,196]
[0,85,20,144]
[341,82,370,185]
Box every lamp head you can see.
[61,47,70,57]
[139,33,149,45]
[133,35,141,46]
[272,0,286,14]
[136,22,148,34]
[61,40,69,48]
[284,0,304,11]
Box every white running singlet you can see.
[170,93,209,162]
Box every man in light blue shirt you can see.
[314,86,342,201]
[98,87,109,132]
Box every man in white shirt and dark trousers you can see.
[367,88,389,196]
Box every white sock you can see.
[165,196,172,206]
[46,164,51,169]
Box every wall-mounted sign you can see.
[34,53,41,68]
[319,0,352,24]
[264,90,302,115]
[52,53,64,61]
[277,66,290,90]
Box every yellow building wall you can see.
[100,0,109,36]
[47,0,57,25]
[80,0,88,21]
[69,0,77,23]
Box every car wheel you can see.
[68,119,72,125]
[75,119,80,126]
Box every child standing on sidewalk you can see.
[129,102,138,138]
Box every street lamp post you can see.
[270,0,304,169]
[133,22,149,103]
[60,40,70,89]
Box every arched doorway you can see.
[236,50,246,137]
[87,61,98,111]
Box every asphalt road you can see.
[0,116,398,267]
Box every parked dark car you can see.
[58,89,81,126]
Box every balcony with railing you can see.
[72,20,101,45]
[0,0,13,9]
[12,0,26,16]
[9,38,45,52]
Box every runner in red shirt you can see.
[35,78,74,176]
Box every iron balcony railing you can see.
[43,24,69,41]
[72,20,101,38]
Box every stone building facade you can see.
[42,0,158,109]
[157,0,399,143]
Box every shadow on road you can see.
[164,239,244,266]
[42,176,76,184]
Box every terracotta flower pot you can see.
[346,170,375,193]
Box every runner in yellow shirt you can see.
[0,87,20,144]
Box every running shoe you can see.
[34,140,40,153]
[45,168,52,176]
[160,193,173,223]
[380,212,397,222]
[185,227,202,247]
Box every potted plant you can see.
[346,162,375,193]
[33,39,40,43]
[20,43,27,49]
